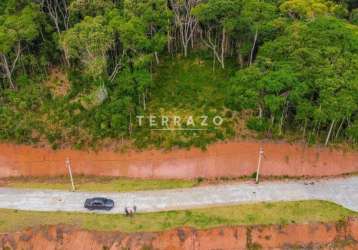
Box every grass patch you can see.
[4,174,358,192]
[0,200,356,233]
[150,55,234,111]
[133,55,236,149]
[2,176,198,192]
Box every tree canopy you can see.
[0,0,357,149]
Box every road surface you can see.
[0,176,357,214]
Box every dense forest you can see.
[0,0,357,150]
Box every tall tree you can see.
[61,15,114,80]
[279,0,347,19]
[193,0,243,69]
[69,0,115,18]
[169,0,200,57]
[42,0,70,34]
[228,16,358,144]
[0,3,40,90]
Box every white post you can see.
[256,146,264,184]
[65,157,75,191]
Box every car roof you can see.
[91,197,108,201]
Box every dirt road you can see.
[0,176,357,213]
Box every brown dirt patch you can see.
[45,68,70,97]
[1,141,358,179]
[1,218,358,250]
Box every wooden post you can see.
[256,146,264,184]
[65,157,75,191]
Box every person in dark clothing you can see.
[124,206,137,217]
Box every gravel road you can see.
[0,176,357,214]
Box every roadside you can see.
[0,176,199,193]
[1,173,357,193]
[0,200,356,233]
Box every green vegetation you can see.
[134,56,236,149]
[2,176,199,192]
[0,0,357,149]
[7,174,356,191]
[0,200,356,232]
[228,16,358,145]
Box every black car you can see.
[84,197,115,211]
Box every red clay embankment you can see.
[0,141,358,179]
[1,218,358,249]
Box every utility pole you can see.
[256,146,264,184]
[65,157,75,191]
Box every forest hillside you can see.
[0,0,357,150]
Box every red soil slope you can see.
[0,141,358,179]
[1,218,358,249]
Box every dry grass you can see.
[45,68,70,97]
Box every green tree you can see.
[61,15,114,80]
[279,0,348,19]
[193,0,243,69]
[228,16,358,144]
[227,0,277,66]
[69,0,115,18]
[193,0,277,68]
[121,0,170,64]
[351,8,358,24]
[0,3,40,89]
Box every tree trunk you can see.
[1,58,13,89]
[0,54,17,90]
[258,105,263,118]
[325,120,335,146]
[302,118,307,138]
[212,48,216,72]
[154,52,160,65]
[279,100,288,136]
[249,29,258,65]
[335,118,345,139]
[183,44,188,57]
[143,93,146,110]
[237,42,244,68]
[220,27,225,69]
[167,26,171,54]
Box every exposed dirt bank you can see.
[0,141,358,179]
[1,218,358,249]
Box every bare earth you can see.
[0,176,357,214]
